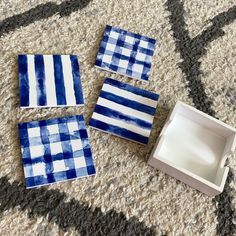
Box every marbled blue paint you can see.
[104,78,159,100]
[100,91,156,116]
[34,55,47,106]
[18,55,29,107]
[40,124,55,183]
[53,55,67,105]
[89,118,149,144]
[58,121,75,171]
[94,105,152,129]
[70,55,84,105]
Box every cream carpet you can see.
[0,0,236,235]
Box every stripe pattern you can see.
[89,78,159,144]
[18,115,96,188]
[18,54,84,108]
[95,25,156,81]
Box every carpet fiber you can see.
[0,0,236,235]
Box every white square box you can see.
[148,101,236,196]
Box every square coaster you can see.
[89,78,159,144]
[18,54,84,108]
[95,25,157,81]
[18,115,96,188]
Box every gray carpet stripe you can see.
[166,0,214,116]
[166,0,236,116]
[0,0,92,37]
[0,177,157,235]
[214,169,236,235]
[166,1,236,235]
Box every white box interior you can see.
[154,102,236,189]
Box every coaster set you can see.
[17,25,236,196]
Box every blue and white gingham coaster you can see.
[89,78,159,144]
[95,25,156,81]
[18,54,84,108]
[18,115,96,188]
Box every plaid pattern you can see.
[18,115,96,188]
[95,25,156,81]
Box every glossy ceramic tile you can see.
[95,25,156,81]
[18,115,96,188]
[18,54,84,108]
[89,78,159,144]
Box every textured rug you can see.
[0,0,236,235]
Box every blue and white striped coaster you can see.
[18,115,96,188]
[18,54,84,108]
[95,25,156,81]
[89,78,159,144]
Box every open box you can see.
[148,101,236,196]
